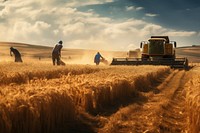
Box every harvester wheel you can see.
[142,57,149,61]
[184,58,189,70]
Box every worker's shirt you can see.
[52,44,63,55]
[11,49,21,57]
[94,53,102,62]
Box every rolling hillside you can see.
[176,46,200,63]
[0,42,126,64]
[0,42,200,64]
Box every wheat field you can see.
[185,67,200,133]
[0,62,171,133]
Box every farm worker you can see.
[52,40,63,65]
[10,47,23,62]
[94,52,103,65]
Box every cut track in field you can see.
[158,70,191,133]
[99,69,190,133]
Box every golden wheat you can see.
[0,62,104,85]
[0,63,170,133]
[185,69,200,133]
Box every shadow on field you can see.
[54,119,96,133]
[108,72,169,115]
[61,71,171,133]
[59,92,149,133]
[95,91,148,117]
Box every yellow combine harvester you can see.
[111,36,188,69]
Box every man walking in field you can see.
[10,47,23,62]
[94,52,103,65]
[52,40,63,65]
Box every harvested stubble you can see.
[0,64,170,133]
[186,74,200,133]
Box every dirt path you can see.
[98,69,192,133]
[158,71,189,133]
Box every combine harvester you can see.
[111,36,188,69]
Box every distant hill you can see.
[176,46,200,63]
[0,42,126,64]
[1,42,199,63]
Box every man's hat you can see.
[58,40,63,44]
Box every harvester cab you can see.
[111,36,188,69]
[140,36,176,60]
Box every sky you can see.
[0,0,200,51]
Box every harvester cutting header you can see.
[111,36,188,69]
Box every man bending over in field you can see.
[52,40,63,65]
[10,47,23,62]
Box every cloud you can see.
[140,24,166,36]
[0,0,197,50]
[0,4,12,18]
[62,22,85,35]
[164,31,196,37]
[136,7,144,11]
[126,6,134,11]
[145,13,158,17]
[9,21,51,43]
[126,6,144,11]
[50,0,114,7]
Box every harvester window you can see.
[165,44,173,55]
[149,40,164,55]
